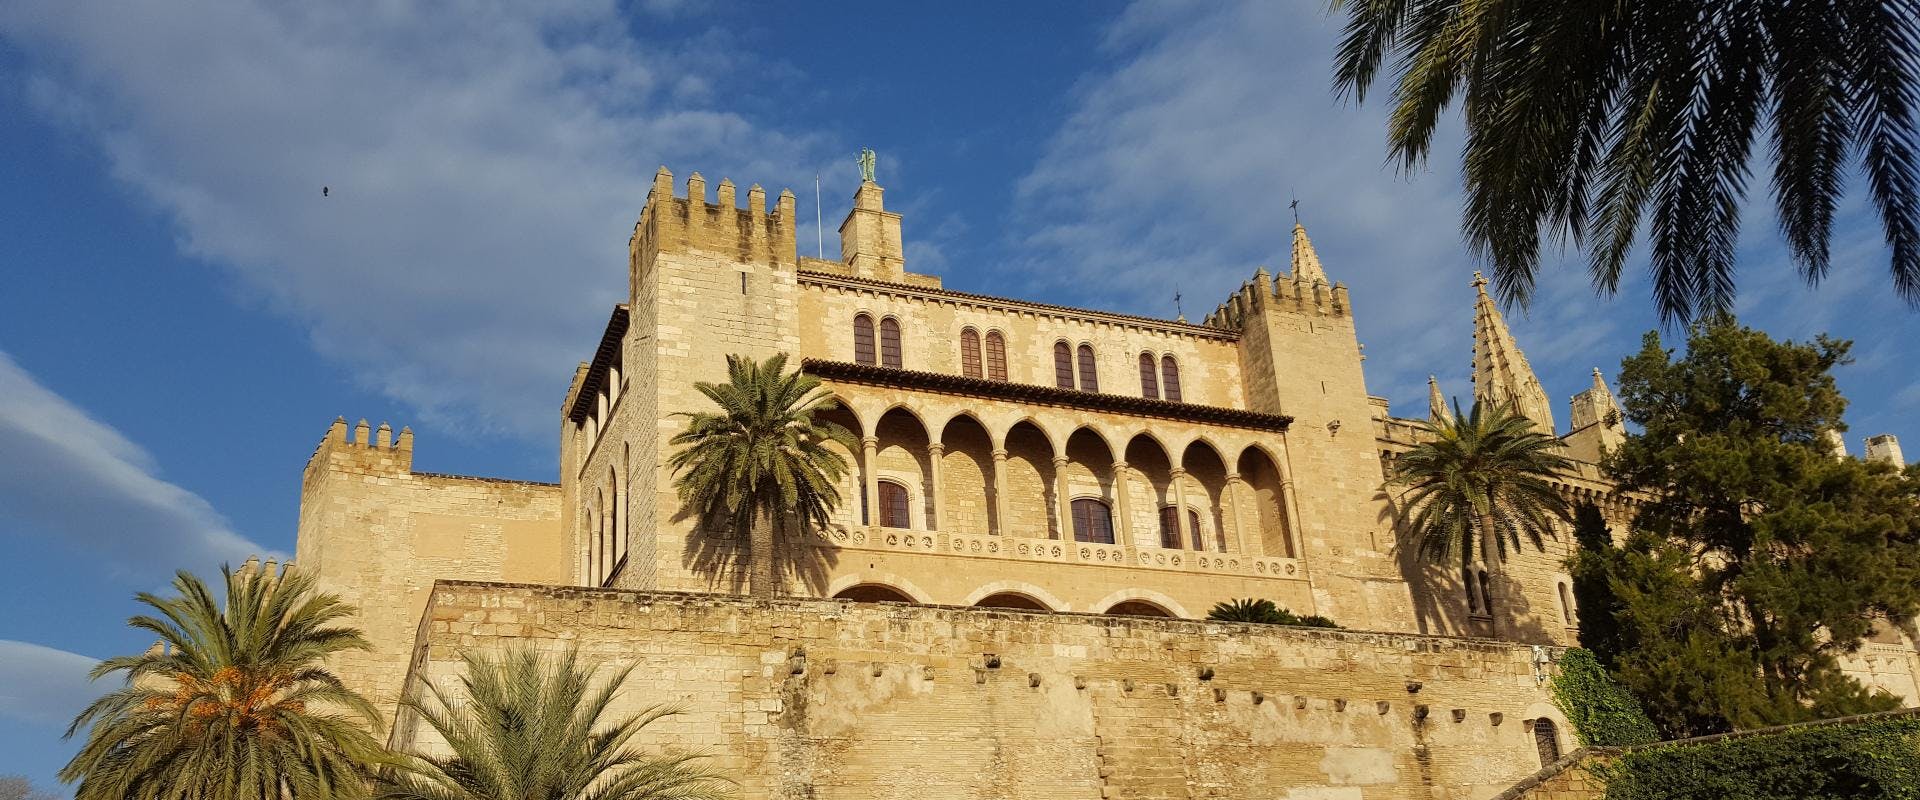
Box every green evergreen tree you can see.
[668,353,855,598]
[1602,319,1920,735]
[60,564,388,800]
[379,646,730,800]
[1567,503,1628,667]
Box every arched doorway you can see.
[834,584,916,604]
[1105,600,1173,617]
[974,592,1050,611]
[1533,718,1562,766]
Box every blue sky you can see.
[1,0,1916,790]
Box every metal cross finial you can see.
[1471,270,1489,289]
[1174,290,1184,319]
[1289,196,1299,225]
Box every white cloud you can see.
[0,641,102,726]
[0,352,265,574]
[0,0,837,438]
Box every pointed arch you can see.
[1161,355,1183,402]
[964,581,1068,612]
[1053,341,1074,389]
[984,330,1008,381]
[1092,588,1191,619]
[960,327,982,378]
[1235,445,1296,558]
[879,316,902,369]
[1002,420,1057,539]
[1138,352,1160,399]
[853,313,876,365]
[1076,343,1100,392]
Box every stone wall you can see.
[397,581,1577,800]
[294,420,566,730]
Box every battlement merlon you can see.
[303,416,415,487]
[631,167,799,292]
[1201,268,1351,331]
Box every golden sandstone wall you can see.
[398,581,1576,800]
[295,419,566,729]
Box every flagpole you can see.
[815,173,824,259]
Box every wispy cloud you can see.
[0,0,837,438]
[0,352,265,574]
[0,640,101,726]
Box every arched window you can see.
[1139,352,1160,399]
[1464,568,1481,614]
[1533,718,1562,766]
[877,480,911,528]
[985,331,1008,381]
[1053,341,1075,388]
[1161,356,1183,402]
[879,317,902,368]
[1188,508,1204,551]
[1077,344,1099,392]
[1558,581,1575,625]
[1479,569,1495,616]
[854,314,876,365]
[1158,506,1182,549]
[1070,498,1115,544]
[960,328,983,378]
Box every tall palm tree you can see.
[1332,0,1920,322]
[668,353,855,598]
[378,646,730,800]
[60,563,387,800]
[1389,401,1573,623]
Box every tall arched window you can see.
[1158,506,1182,549]
[1188,508,1204,551]
[1053,341,1075,388]
[854,314,876,365]
[608,465,621,577]
[877,480,911,528]
[1161,355,1183,402]
[1464,568,1482,614]
[1076,344,1099,392]
[960,328,983,378]
[1558,581,1575,625]
[1479,569,1495,616]
[879,317,902,368]
[1071,498,1114,544]
[1139,352,1160,399]
[985,331,1008,381]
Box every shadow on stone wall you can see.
[677,509,842,597]
[1379,487,1560,646]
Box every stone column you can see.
[862,437,880,529]
[926,442,946,532]
[990,449,1009,536]
[1171,467,1194,551]
[1053,455,1072,541]
[1112,460,1133,547]
[1223,472,1246,554]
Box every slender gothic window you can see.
[1071,498,1115,544]
[1159,506,1182,549]
[1053,341,1075,388]
[854,314,876,365]
[1077,344,1099,392]
[985,331,1008,381]
[1139,352,1160,399]
[878,480,911,528]
[960,328,983,378]
[1188,508,1204,551]
[1465,568,1481,613]
[1479,569,1495,616]
[1161,355,1183,402]
[1558,582,1574,625]
[880,317,902,368]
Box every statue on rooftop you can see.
[858,148,877,183]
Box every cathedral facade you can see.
[291,167,1916,798]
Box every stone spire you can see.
[1428,375,1449,422]
[1291,223,1328,284]
[1565,367,1625,463]
[1470,272,1556,434]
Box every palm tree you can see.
[1389,401,1573,624]
[1331,0,1920,322]
[60,563,387,800]
[378,646,730,800]
[668,353,855,598]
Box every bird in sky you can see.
[322,186,329,197]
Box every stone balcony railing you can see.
[814,524,1306,581]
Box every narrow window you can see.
[1159,506,1182,549]
[1161,355,1183,402]
[1077,344,1099,392]
[1139,352,1160,399]
[985,331,1008,381]
[1558,582,1574,625]
[880,317,902,369]
[854,314,876,365]
[1188,508,1204,550]
[1071,498,1115,544]
[960,328,983,378]
[878,480,911,528]
[1479,570,1495,616]
[1464,568,1481,614]
[1053,341,1075,388]
[1533,719,1562,766]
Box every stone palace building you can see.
[291,164,1918,799]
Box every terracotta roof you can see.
[567,305,630,423]
[802,359,1292,432]
[797,270,1239,340]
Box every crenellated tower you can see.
[1563,368,1626,464]
[1470,272,1556,434]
